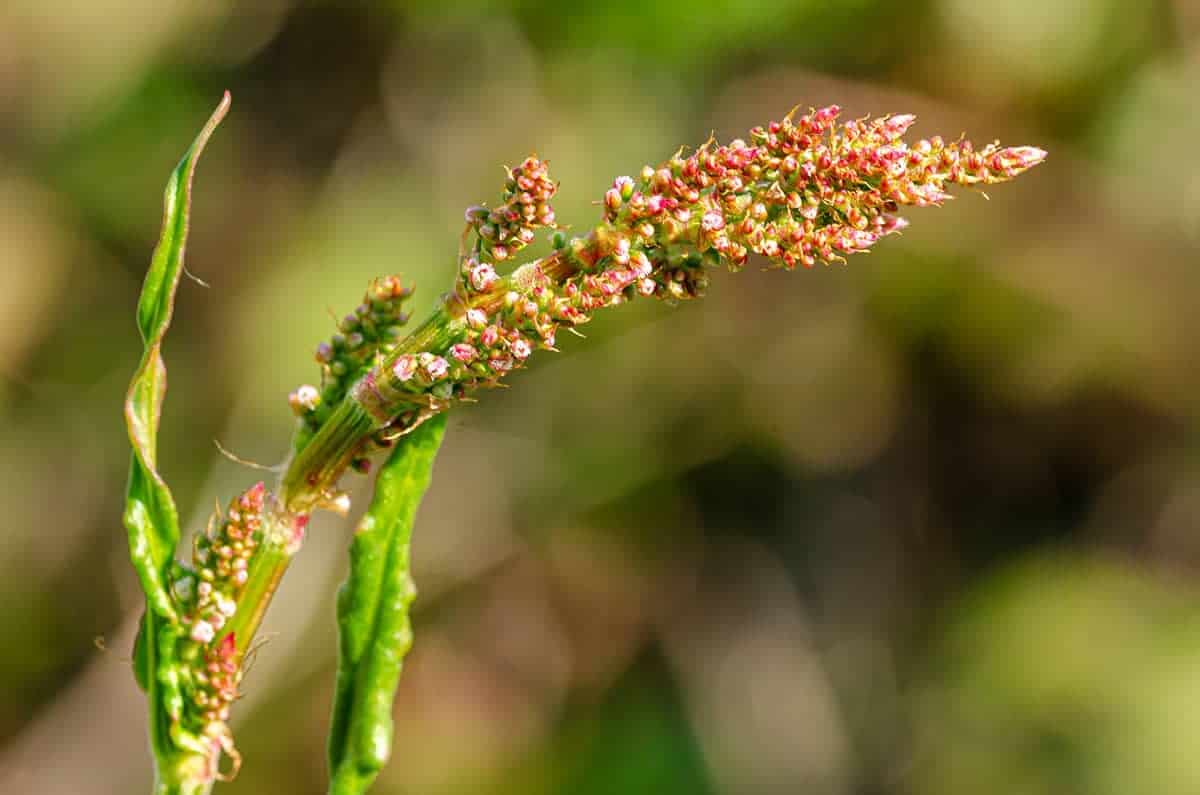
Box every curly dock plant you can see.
[122,93,1045,793]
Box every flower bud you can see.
[450,343,478,362]
[469,262,499,292]
[288,384,320,415]
[191,620,216,644]
[423,355,449,380]
[393,355,418,382]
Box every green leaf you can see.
[121,92,229,777]
[328,414,448,795]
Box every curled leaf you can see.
[121,91,229,776]
[124,90,229,622]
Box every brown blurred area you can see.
[2,1,1200,793]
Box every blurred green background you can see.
[2,1,1199,793]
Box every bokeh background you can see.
[2,1,1200,793]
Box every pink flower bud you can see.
[424,356,449,380]
[632,251,652,278]
[613,237,630,264]
[812,105,841,127]
[880,114,917,139]
[450,343,478,362]
[996,146,1047,171]
[393,355,418,382]
[701,211,725,232]
[511,338,532,359]
[467,308,488,329]
[470,262,499,291]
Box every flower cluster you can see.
[291,276,415,438]
[460,155,558,287]
[306,105,1045,443]
[168,482,266,758]
[176,482,264,646]
[582,104,1046,276]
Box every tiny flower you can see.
[450,343,478,362]
[879,114,917,139]
[631,251,652,278]
[393,355,418,382]
[614,176,635,201]
[216,594,237,618]
[288,384,320,415]
[613,237,631,264]
[511,338,532,359]
[424,356,449,380]
[466,308,488,329]
[191,620,216,644]
[701,210,725,232]
[469,262,499,292]
[995,146,1048,172]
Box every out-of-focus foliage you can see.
[1,1,1198,794]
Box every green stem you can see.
[222,532,292,658]
[281,400,380,513]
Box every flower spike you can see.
[322,105,1046,443]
